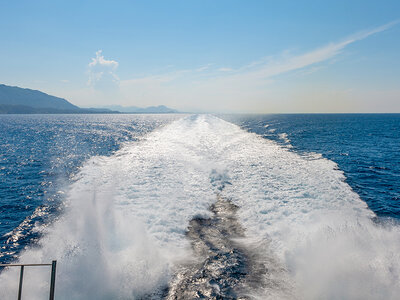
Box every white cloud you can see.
[224,21,397,82]
[218,67,233,72]
[88,50,119,88]
[89,50,119,69]
[196,64,213,72]
[77,22,397,111]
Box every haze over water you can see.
[1,1,399,113]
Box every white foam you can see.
[213,117,400,299]
[1,115,399,299]
[278,132,291,144]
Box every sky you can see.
[0,0,399,113]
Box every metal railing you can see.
[0,260,57,300]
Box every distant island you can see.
[99,105,179,114]
[0,84,179,114]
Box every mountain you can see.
[0,84,118,114]
[0,84,178,114]
[102,105,179,113]
[0,84,80,111]
[140,105,179,113]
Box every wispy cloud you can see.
[196,64,213,72]
[227,21,397,81]
[218,67,233,72]
[117,21,398,111]
[88,50,119,87]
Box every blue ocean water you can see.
[223,114,400,219]
[0,113,399,299]
[0,114,180,263]
[1,113,399,264]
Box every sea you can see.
[0,113,399,299]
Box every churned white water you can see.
[1,114,400,299]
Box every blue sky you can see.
[0,0,399,112]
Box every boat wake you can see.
[165,193,292,300]
[1,115,400,299]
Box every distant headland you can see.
[0,84,179,114]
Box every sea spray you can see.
[1,115,400,299]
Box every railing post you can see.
[49,260,57,300]
[18,265,24,300]
[0,262,57,299]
